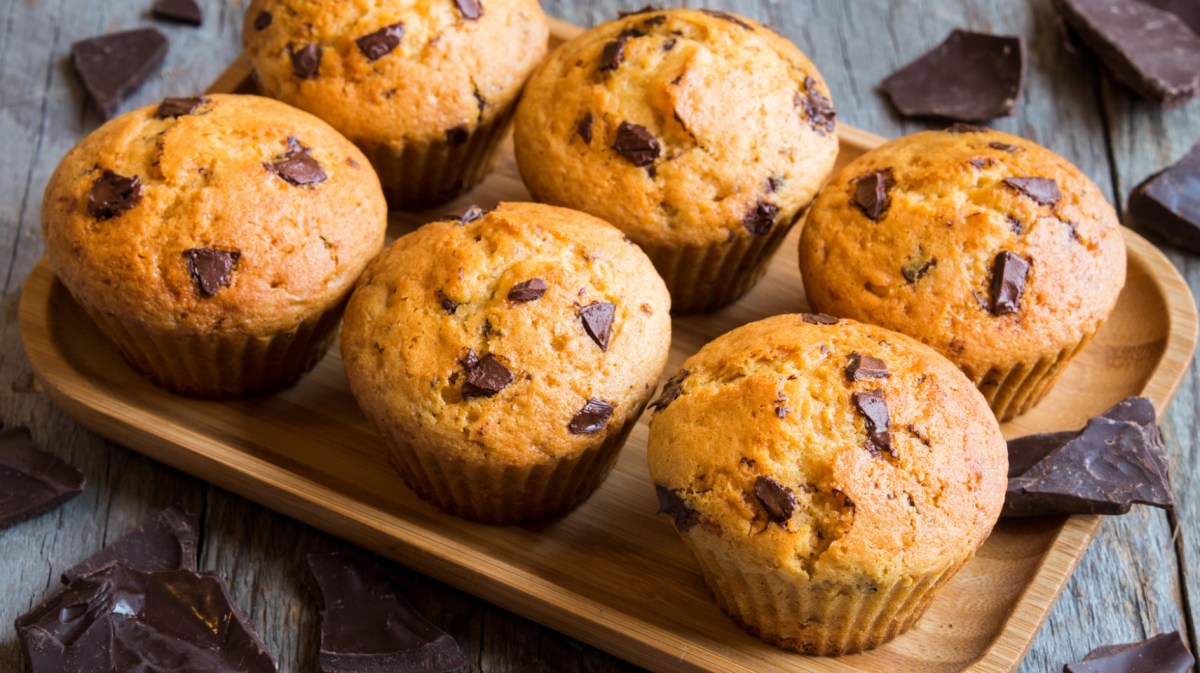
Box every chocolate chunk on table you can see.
[16,565,277,673]
[303,553,466,673]
[152,0,203,26]
[1128,142,1200,253]
[880,29,1024,121]
[1064,631,1195,673]
[1007,396,1159,477]
[61,505,198,584]
[1054,0,1200,107]
[0,427,84,530]
[71,27,168,118]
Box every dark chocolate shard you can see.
[700,9,753,30]
[990,141,1023,153]
[988,250,1030,315]
[1128,142,1200,253]
[454,0,483,20]
[184,248,240,298]
[579,302,616,351]
[356,22,405,61]
[0,428,85,531]
[87,170,143,220]
[1100,395,1158,426]
[254,11,272,30]
[577,112,594,144]
[443,204,489,226]
[800,313,839,325]
[70,28,168,118]
[156,96,208,118]
[1054,0,1200,107]
[462,354,513,399]
[880,30,1024,121]
[15,565,276,673]
[508,278,548,303]
[852,170,893,221]
[753,476,796,525]
[1004,176,1061,206]
[445,124,470,145]
[798,77,837,135]
[1007,431,1080,477]
[291,43,323,79]
[651,369,689,413]
[852,390,892,457]
[303,553,467,673]
[742,199,779,237]
[1065,631,1194,673]
[61,506,198,585]
[265,138,327,186]
[612,121,660,167]
[845,352,889,382]
[152,0,203,26]
[569,399,614,434]
[655,484,699,531]
[599,31,635,72]
[946,122,988,133]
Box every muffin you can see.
[514,8,839,313]
[243,0,549,207]
[799,126,1126,420]
[341,202,671,523]
[647,313,1007,654]
[41,93,387,398]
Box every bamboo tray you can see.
[19,16,1199,673]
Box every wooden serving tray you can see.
[19,17,1199,673]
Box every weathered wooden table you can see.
[2,1,1197,671]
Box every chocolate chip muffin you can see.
[341,202,671,523]
[513,8,839,313]
[243,0,548,207]
[647,314,1006,655]
[799,126,1126,420]
[41,94,387,398]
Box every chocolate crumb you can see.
[1007,215,1025,234]
[436,290,459,314]
[798,77,836,135]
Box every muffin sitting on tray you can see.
[340,202,671,524]
[647,314,1007,655]
[41,94,387,398]
[243,0,549,208]
[799,126,1126,420]
[514,8,839,313]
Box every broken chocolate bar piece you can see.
[1064,631,1195,673]
[71,28,168,119]
[61,505,198,584]
[1054,0,1200,107]
[16,565,277,673]
[303,553,466,673]
[1128,142,1200,253]
[1007,396,1158,477]
[0,428,85,530]
[880,29,1025,121]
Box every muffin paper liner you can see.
[970,327,1098,422]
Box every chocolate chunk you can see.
[1141,0,1200,36]
[651,370,688,413]
[265,138,327,186]
[156,96,208,118]
[436,290,458,314]
[303,553,467,673]
[655,484,699,531]
[462,354,513,399]
[742,199,779,237]
[852,170,893,221]
[0,428,84,530]
[1004,177,1061,206]
[508,278,547,303]
[845,352,889,381]
[454,0,483,20]
[87,170,142,220]
[902,250,937,283]
[600,31,636,72]
[753,476,796,525]
[71,28,168,118]
[445,124,470,145]
[880,30,1024,121]
[700,9,753,30]
[798,77,837,135]
[576,113,594,143]
[356,22,405,61]
[579,302,616,351]
[254,11,272,30]
[852,390,892,457]
[184,248,240,298]
[1055,0,1200,107]
[946,122,988,133]
[152,0,203,26]
[1007,215,1025,235]
[766,175,783,192]
[969,158,995,169]
[569,399,614,434]
[612,122,660,167]
[16,565,276,673]
[291,44,322,79]
[801,313,839,325]
[61,506,198,585]
[1007,396,1160,477]
[455,204,488,225]
[459,348,479,369]
[990,141,1023,152]
[988,251,1030,315]
[618,5,662,18]
[1065,631,1194,673]
[1128,142,1200,253]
